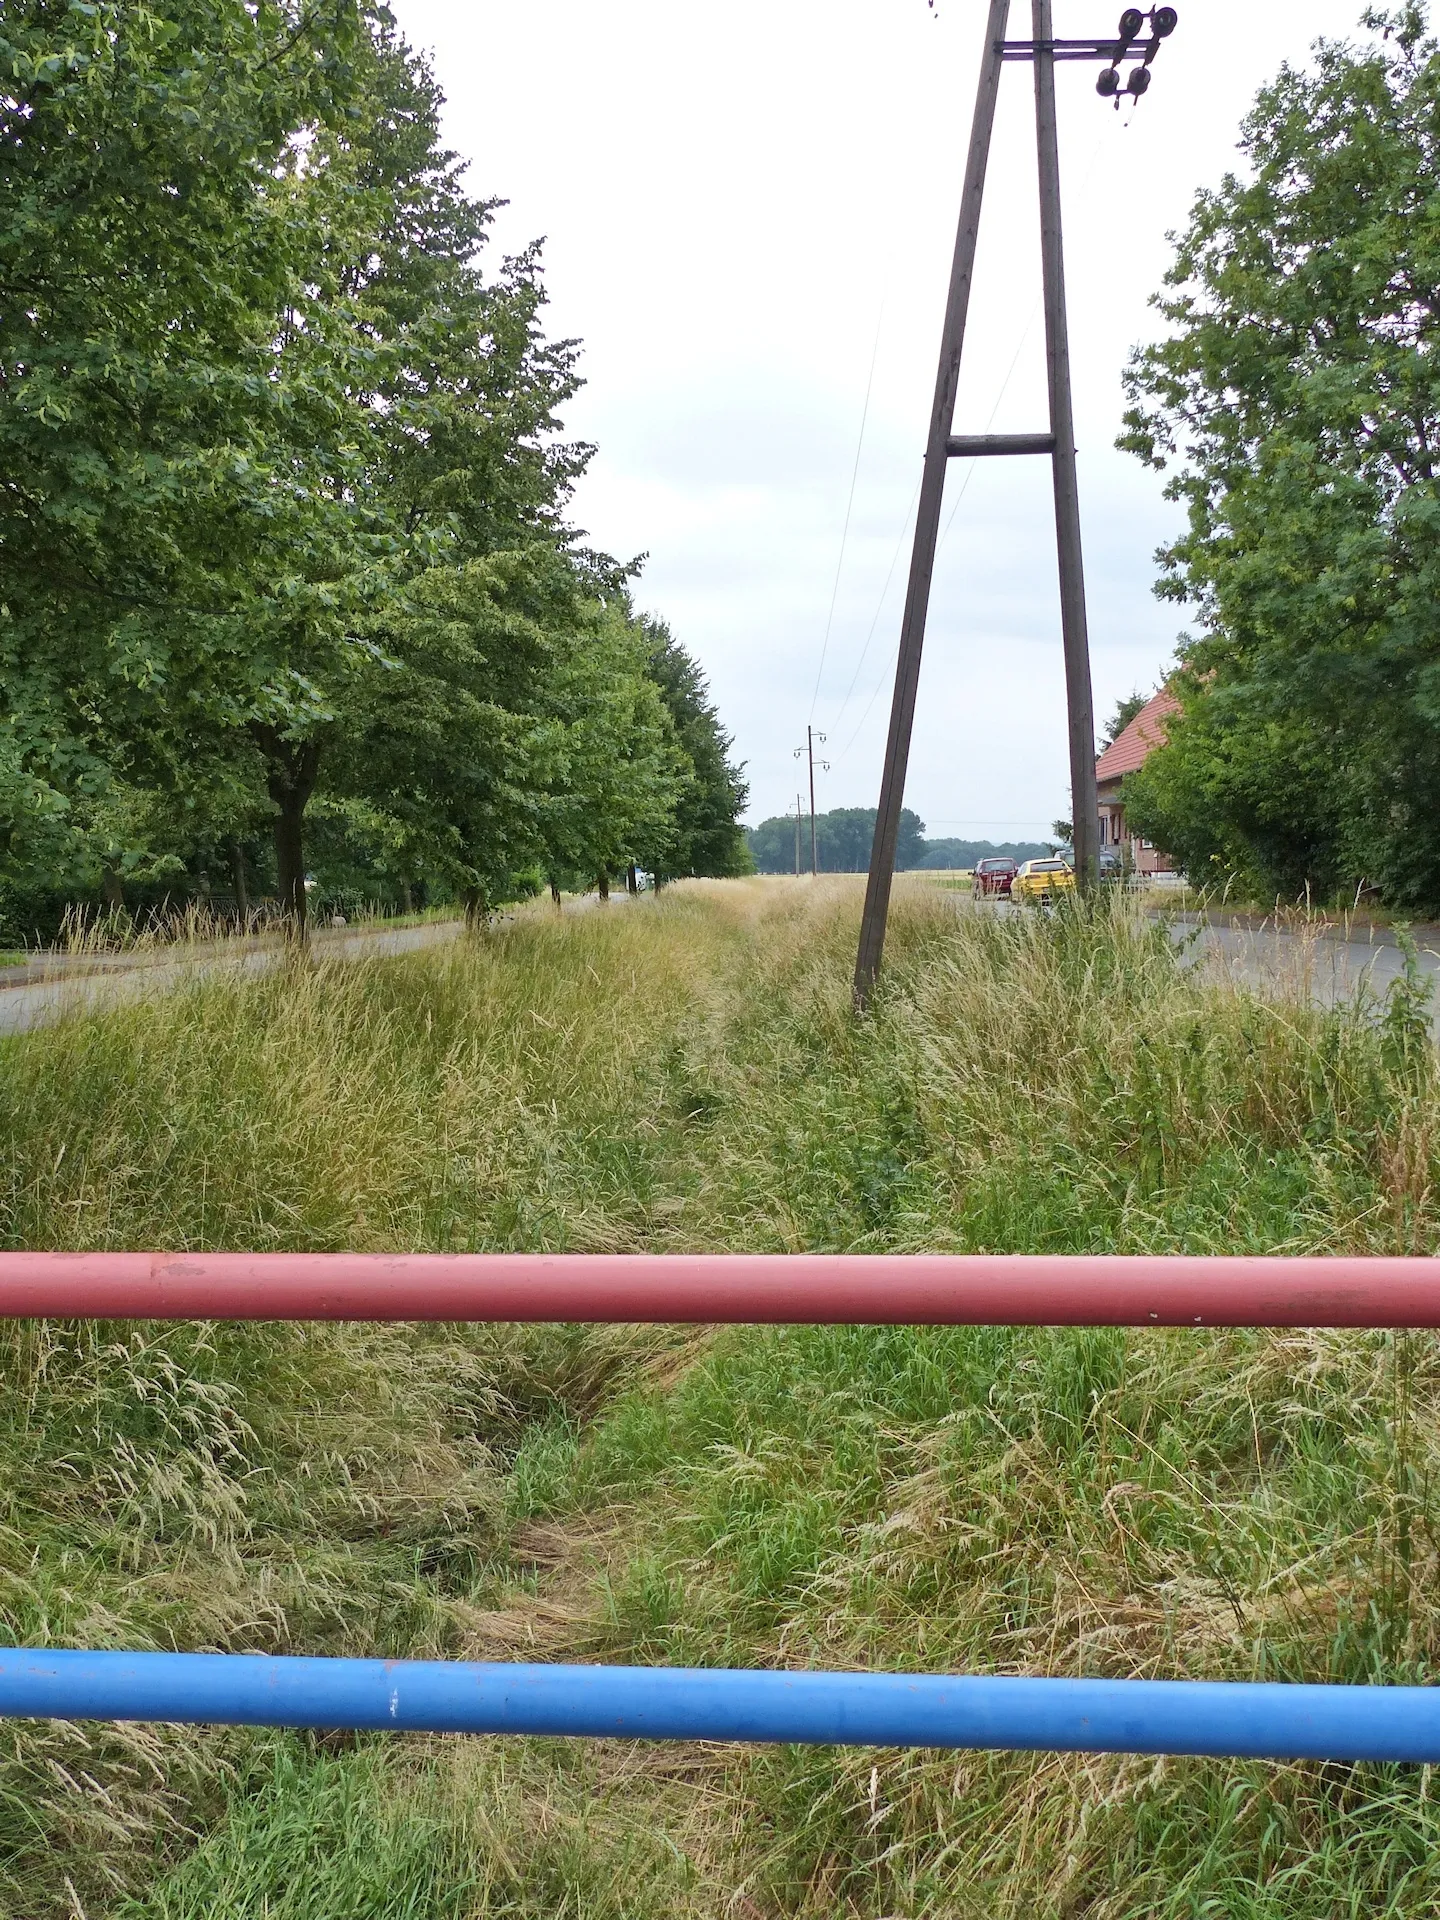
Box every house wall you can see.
[1096,793,1175,877]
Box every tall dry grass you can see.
[0,878,1436,1916]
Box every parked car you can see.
[1098,848,1124,881]
[1012,857,1076,905]
[972,856,1018,898]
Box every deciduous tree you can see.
[636,616,750,881]
[1121,4,1440,908]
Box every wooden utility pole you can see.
[851,3,1176,1008]
[795,727,829,876]
[1034,0,1099,895]
[852,0,1011,1002]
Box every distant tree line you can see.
[745,808,1048,874]
[918,837,1054,871]
[1119,8,1440,912]
[0,0,747,942]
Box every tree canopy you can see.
[1101,693,1148,751]
[1120,4,1440,910]
[637,618,750,883]
[0,0,746,939]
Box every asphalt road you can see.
[954,890,1440,1028]
[1159,913,1440,1030]
[0,920,463,1038]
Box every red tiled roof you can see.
[1094,686,1180,785]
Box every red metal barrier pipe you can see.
[0,1252,1438,1326]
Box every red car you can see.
[972,857,1018,898]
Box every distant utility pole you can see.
[851,1,1177,1009]
[795,726,830,876]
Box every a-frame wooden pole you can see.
[852,0,1011,1010]
[1033,0,1100,889]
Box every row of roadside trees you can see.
[0,0,748,941]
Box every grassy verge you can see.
[1,878,1437,1917]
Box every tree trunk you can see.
[230,840,249,922]
[272,796,307,940]
[597,868,610,902]
[255,729,320,943]
[464,888,487,930]
[101,865,124,912]
[549,875,562,907]
[401,880,414,915]
[626,863,638,895]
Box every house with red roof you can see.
[1094,686,1180,876]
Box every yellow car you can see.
[1011,857,1076,905]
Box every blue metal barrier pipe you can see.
[1,1651,1437,1762]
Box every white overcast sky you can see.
[389,0,1369,837]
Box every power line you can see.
[836,640,897,765]
[809,300,886,720]
[828,306,1040,763]
[828,477,921,750]
[934,134,1104,556]
[936,297,1043,551]
[830,123,1110,770]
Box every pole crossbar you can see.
[1001,38,1152,59]
[947,433,1057,457]
[5,1252,1440,1327]
[3,1651,1438,1762]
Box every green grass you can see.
[0,878,1437,1916]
